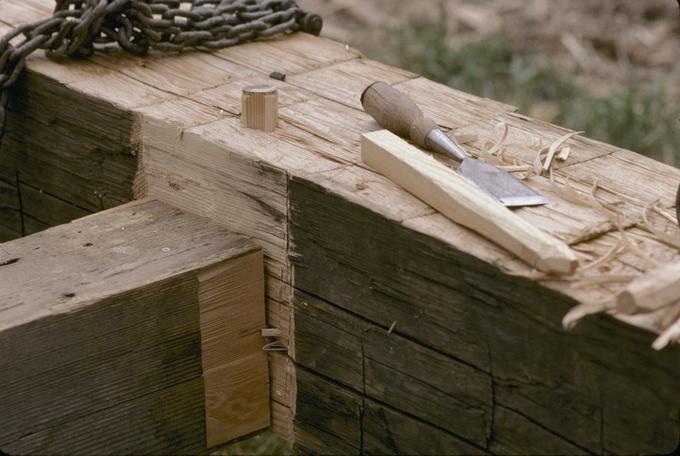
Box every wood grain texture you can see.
[287,58,416,111]
[289,173,680,454]
[198,252,269,446]
[1,69,140,213]
[0,199,267,453]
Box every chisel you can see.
[361,82,546,207]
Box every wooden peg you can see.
[241,85,278,132]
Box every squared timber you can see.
[0,199,268,453]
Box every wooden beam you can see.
[289,173,680,454]
[0,199,268,454]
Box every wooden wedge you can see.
[361,129,577,274]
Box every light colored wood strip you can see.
[204,353,270,448]
[361,130,577,274]
[287,58,417,110]
[0,198,267,452]
[198,250,265,370]
[617,261,680,314]
[191,76,313,117]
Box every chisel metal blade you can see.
[458,159,547,207]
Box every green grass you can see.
[376,11,679,164]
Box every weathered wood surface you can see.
[1,1,679,453]
[0,198,268,454]
[290,179,679,454]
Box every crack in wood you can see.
[496,403,596,455]
[14,170,24,236]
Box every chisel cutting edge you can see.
[361,81,547,207]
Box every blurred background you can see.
[299,0,679,165]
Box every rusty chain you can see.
[0,0,322,145]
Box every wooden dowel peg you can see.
[241,85,278,132]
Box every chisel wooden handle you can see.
[361,81,438,148]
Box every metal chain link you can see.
[0,0,322,144]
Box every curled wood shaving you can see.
[651,204,678,225]
[477,140,505,165]
[486,122,509,157]
[532,146,549,176]
[550,177,592,207]
[557,146,571,161]
[652,314,680,350]
[640,200,680,251]
[579,240,624,272]
[542,131,583,174]
[263,340,288,352]
[452,133,478,145]
[563,298,616,330]
[498,164,533,173]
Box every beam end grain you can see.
[0,198,268,453]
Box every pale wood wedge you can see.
[241,85,278,132]
[361,130,577,274]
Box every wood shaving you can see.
[557,146,571,161]
[652,316,680,350]
[640,200,680,251]
[452,133,478,145]
[498,164,533,173]
[486,122,509,157]
[579,240,624,272]
[542,131,583,174]
[562,298,615,330]
[550,177,591,207]
[651,203,678,225]
[532,146,548,176]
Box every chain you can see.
[0,0,322,145]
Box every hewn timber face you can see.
[0,199,268,454]
[0,68,139,239]
[289,175,680,455]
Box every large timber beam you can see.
[0,1,678,454]
[0,199,268,454]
